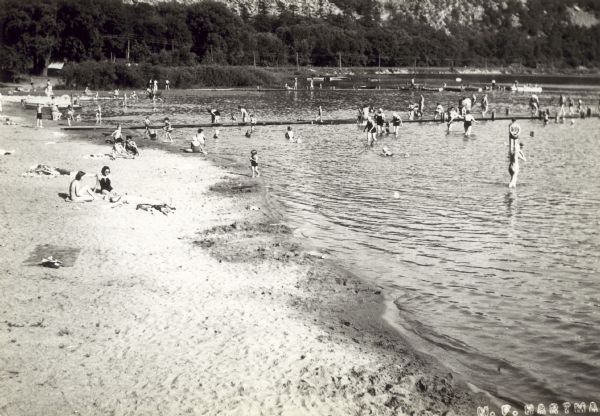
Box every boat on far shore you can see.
[511,83,543,93]
[21,94,80,110]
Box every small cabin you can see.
[47,62,65,77]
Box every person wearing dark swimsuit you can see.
[364,116,377,147]
[95,166,120,201]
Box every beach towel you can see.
[23,164,71,177]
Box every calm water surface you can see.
[80,88,600,404]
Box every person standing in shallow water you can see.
[249,150,260,178]
[508,118,526,188]
[36,104,43,128]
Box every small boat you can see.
[307,77,325,82]
[22,102,82,111]
[328,76,350,81]
[78,95,124,101]
[511,85,543,93]
[21,95,79,110]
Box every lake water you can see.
[77,87,600,405]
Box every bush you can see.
[61,61,284,89]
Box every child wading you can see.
[249,150,260,178]
[163,117,173,142]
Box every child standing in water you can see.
[249,150,260,178]
[143,116,151,138]
[285,126,294,141]
[163,117,173,142]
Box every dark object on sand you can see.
[136,203,176,216]
[40,256,62,268]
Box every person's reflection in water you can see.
[504,191,516,216]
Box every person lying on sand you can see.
[68,171,95,202]
[125,135,140,157]
[111,141,134,160]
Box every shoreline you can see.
[0,101,487,415]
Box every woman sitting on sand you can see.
[69,171,95,202]
[93,166,121,202]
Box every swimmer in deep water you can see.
[382,146,393,157]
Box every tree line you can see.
[1,0,599,78]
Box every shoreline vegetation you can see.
[0,100,488,414]
[2,0,600,83]
[5,63,600,93]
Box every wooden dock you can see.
[61,113,595,131]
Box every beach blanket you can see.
[23,164,71,177]
[24,244,81,267]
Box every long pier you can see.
[61,113,595,131]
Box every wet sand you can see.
[0,101,483,415]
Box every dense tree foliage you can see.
[1,0,599,77]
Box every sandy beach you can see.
[0,101,482,415]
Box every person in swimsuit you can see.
[391,112,403,137]
[163,118,173,142]
[185,128,207,154]
[508,119,524,188]
[375,108,385,135]
[249,150,259,178]
[434,103,444,120]
[125,135,140,157]
[364,116,377,147]
[509,142,526,189]
[93,166,120,201]
[481,95,489,116]
[111,124,123,143]
[285,126,294,141]
[143,116,151,138]
[36,104,43,128]
[446,107,460,132]
[66,105,75,126]
[238,106,249,123]
[69,171,95,202]
[463,110,476,136]
[208,108,221,124]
